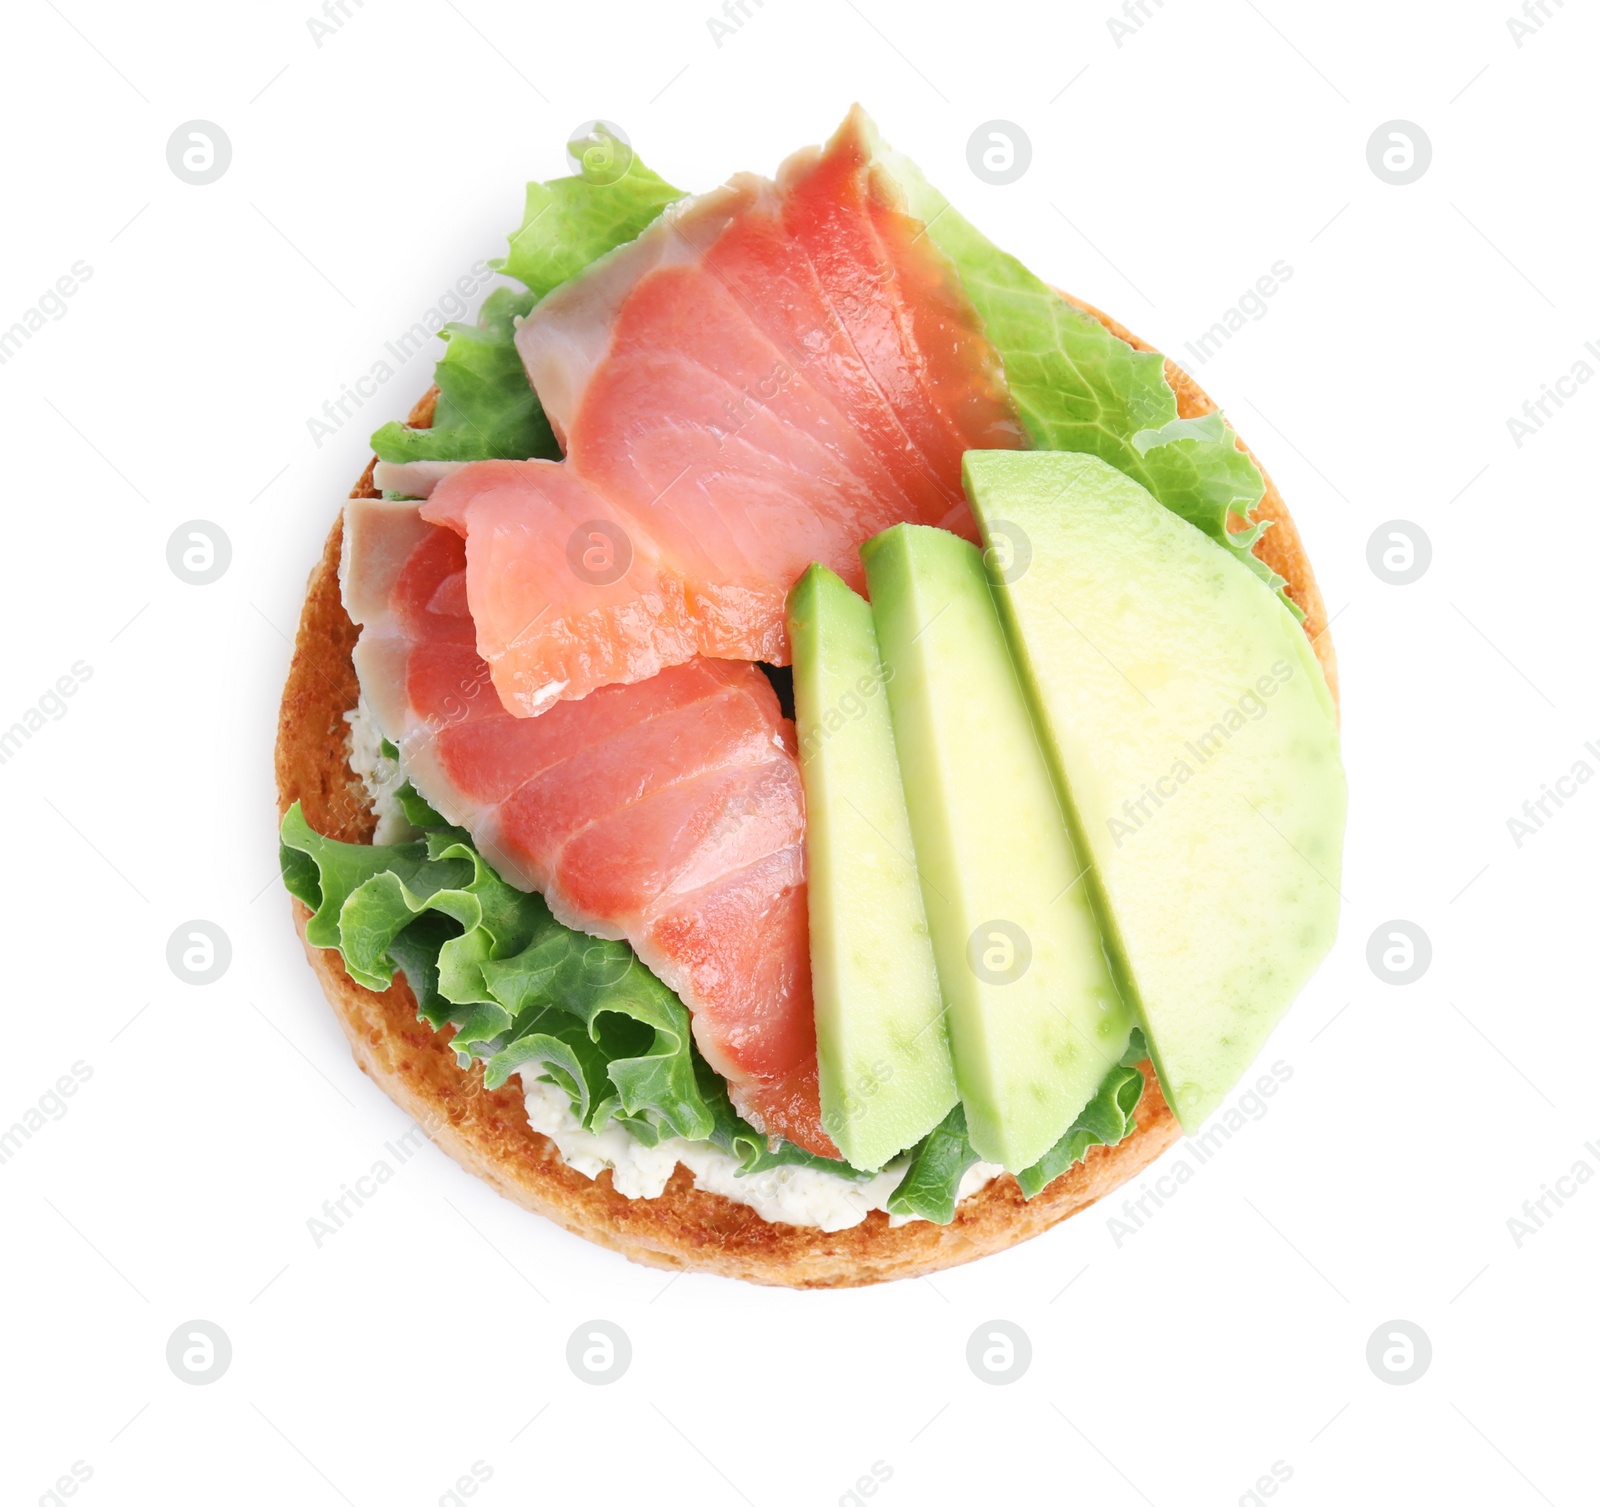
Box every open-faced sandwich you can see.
[276,108,1345,1288]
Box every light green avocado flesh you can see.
[862,525,1134,1173]
[787,564,958,1170]
[964,450,1346,1133]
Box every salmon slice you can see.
[344,496,836,1157]
[422,107,1022,717]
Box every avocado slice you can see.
[862,524,1134,1173]
[965,450,1345,1133]
[788,564,958,1170]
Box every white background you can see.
[2,1,1595,1503]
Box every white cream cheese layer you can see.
[345,697,417,845]
[522,1077,1002,1232]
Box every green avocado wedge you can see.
[787,564,958,1170]
[862,525,1134,1174]
[964,450,1346,1133]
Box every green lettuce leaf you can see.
[874,133,1293,610]
[395,779,445,830]
[886,1104,981,1223]
[282,805,537,1017]
[886,1063,1146,1223]
[1013,1063,1144,1198]
[499,128,683,299]
[478,931,711,1142]
[280,801,712,1143]
[370,287,555,465]
[370,132,682,468]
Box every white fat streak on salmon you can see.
[421,107,1020,718]
[371,459,468,499]
[341,496,835,1156]
[516,183,748,450]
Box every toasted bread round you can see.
[274,305,1334,1288]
